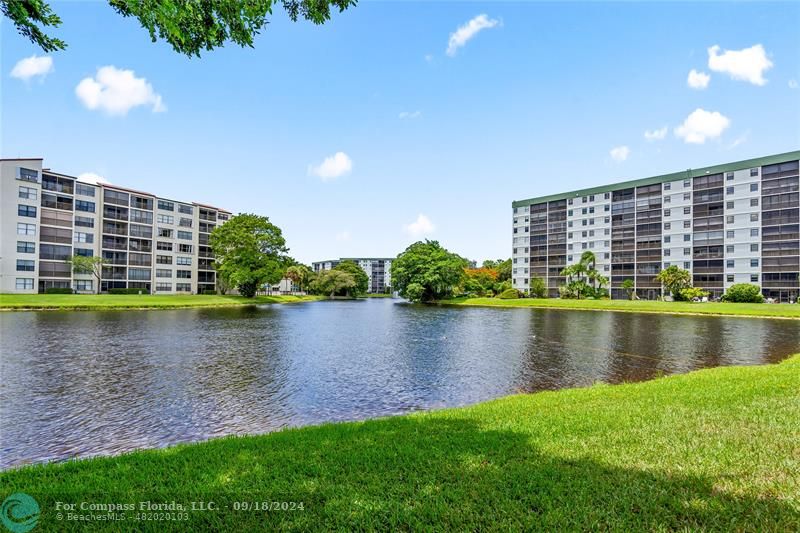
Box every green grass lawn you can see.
[0,293,323,310]
[443,296,800,319]
[2,355,798,531]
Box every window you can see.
[74,216,94,228]
[17,241,35,253]
[16,278,34,290]
[726,245,734,253]
[156,255,173,265]
[178,244,193,253]
[683,206,691,215]
[582,196,587,203]
[664,235,671,243]
[179,217,193,227]
[178,205,193,215]
[726,201,734,209]
[568,221,573,228]
[589,195,595,201]
[684,179,691,187]
[748,213,758,222]
[177,270,192,279]
[750,183,758,192]
[727,215,734,224]
[19,186,37,200]
[726,172,734,181]
[74,280,93,292]
[130,210,153,224]
[16,259,35,272]
[156,282,172,292]
[683,234,691,242]
[75,183,95,197]
[104,189,129,206]
[128,268,151,280]
[157,241,173,251]
[17,167,39,182]
[177,256,192,266]
[664,182,671,191]
[727,230,735,239]
[726,186,734,195]
[159,228,173,238]
[75,248,93,257]
[18,205,37,218]
[684,262,691,269]
[17,223,36,235]
[750,168,758,177]
[750,228,759,237]
[176,283,192,292]
[664,209,671,217]
[567,210,572,216]
[750,198,759,207]
[39,244,71,260]
[582,231,587,238]
[581,220,587,226]
[75,200,96,213]
[664,222,671,230]
[683,192,691,201]
[664,196,671,204]
[567,199,573,205]
[158,200,175,211]
[589,230,595,237]
[156,269,172,278]
[157,214,174,224]
[683,220,691,228]
[727,275,734,283]
[750,243,759,252]
[683,249,691,256]
[750,274,758,283]
[664,249,671,256]
[604,192,610,199]
[177,230,192,240]
[74,232,93,243]
[750,259,759,268]
[727,259,735,268]
[589,207,595,214]
[604,228,610,235]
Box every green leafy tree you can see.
[68,255,108,294]
[655,265,692,301]
[530,275,547,298]
[496,258,512,282]
[3,0,356,56]
[621,279,635,300]
[333,260,368,296]
[559,251,607,299]
[209,213,288,298]
[315,269,356,298]
[391,240,467,302]
[721,283,764,303]
[285,264,312,292]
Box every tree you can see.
[621,279,635,300]
[3,0,356,56]
[530,275,547,298]
[315,269,355,298]
[496,258,512,282]
[391,240,467,302]
[559,251,607,299]
[463,267,499,296]
[285,264,312,292]
[209,213,288,298]
[333,260,368,296]
[68,255,107,294]
[721,283,764,303]
[655,265,692,300]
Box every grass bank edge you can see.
[0,293,325,310]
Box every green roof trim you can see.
[512,150,800,208]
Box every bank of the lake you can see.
[443,296,800,319]
[0,293,323,310]
[2,354,798,531]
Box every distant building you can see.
[312,257,393,293]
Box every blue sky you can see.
[3,2,799,264]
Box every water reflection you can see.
[1,300,797,468]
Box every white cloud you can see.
[398,110,422,120]
[308,152,353,182]
[707,44,773,86]
[727,131,749,150]
[75,66,166,116]
[335,231,351,242]
[609,146,630,162]
[10,55,53,81]
[789,79,799,90]
[644,127,668,141]
[446,14,499,57]
[77,172,111,185]
[687,69,710,90]
[403,214,435,236]
[674,108,730,144]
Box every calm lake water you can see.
[1,299,798,468]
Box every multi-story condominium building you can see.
[312,257,393,293]
[512,151,800,302]
[1,158,230,294]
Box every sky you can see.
[2,2,799,264]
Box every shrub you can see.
[107,288,150,295]
[498,288,520,299]
[680,287,709,301]
[722,283,764,303]
[45,287,72,294]
[530,276,547,298]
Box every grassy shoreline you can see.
[0,293,323,311]
[441,296,800,319]
[2,354,798,530]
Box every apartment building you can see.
[512,151,800,301]
[1,158,230,294]
[312,257,393,293]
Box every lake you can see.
[1,299,798,468]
